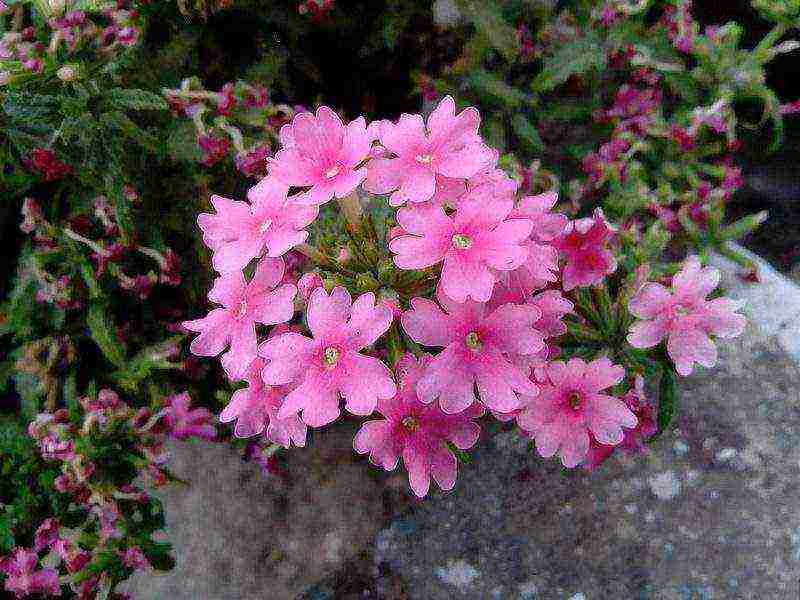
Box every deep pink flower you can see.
[627,255,746,375]
[163,392,217,441]
[390,187,533,303]
[516,358,637,468]
[259,287,396,427]
[198,134,231,167]
[197,178,317,273]
[219,358,307,448]
[33,519,60,552]
[121,546,151,571]
[183,257,297,379]
[1,548,61,598]
[554,208,617,291]
[364,96,494,206]
[354,353,484,497]
[269,106,374,205]
[401,291,544,414]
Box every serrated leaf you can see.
[532,33,606,93]
[86,302,126,368]
[107,88,168,112]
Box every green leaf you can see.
[466,69,528,109]
[107,88,168,112]
[657,368,679,434]
[532,33,606,93]
[457,0,519,61]
[511,114,544,153]
[86,302,126,368]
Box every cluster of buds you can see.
[0,3,142,86]
[4,389,215,598]
[182,96,745,498]
[164,78,296,177]
[19,194,182,308]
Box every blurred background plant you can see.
[0,0,796,597]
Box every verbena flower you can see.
[627,255,746,375]
[364,96,494,206]
[0,548,61,598]
[219,357,306,448]
[259,287,396,427]
[270,106,374,205]
[401,292,543,414]
[163,392,217,441]
[554,208,617,291]
[183,258,297,379]
[390,187,532,302]
[354,353,483,497]
[517,357,637,468]
[197,178,317,273]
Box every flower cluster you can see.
[0,389,214,598]
[184,97,746,498]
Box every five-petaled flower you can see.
[390,187,533,303]
[516,357,637,468]
[197,177,317,273]
[364,96,494,206]
[554,208,617,291]
[182,257,297,380]
[270,106,375,205]
[401,291,544,414]
[354,353,483,497]
[627,255,746,375]
[259,287,396,427]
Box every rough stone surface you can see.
[125,324,800,600]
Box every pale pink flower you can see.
[219,358,306,448]
[1,548,61,598]
[197,178,317,273]
[269,106,374,205]
[183,257,297,379]
[297,271,324,302]
[389,187,533,303]
[554,208,617,291]
[259,287,396,427]
[354,353,483,497]
[517,357,637,468]
[364,96,494,206]
[401,291,544,414]
[627,255,746,375]
[163,392,217,441]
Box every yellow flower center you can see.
[415,154,434,165]
[402,416,420,432]
[452,234,473,250]
[259,218,273,234]
[323,346,341,367]
[235,300,248,319]
[465,331,482,351]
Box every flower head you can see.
[554,208,617,291]
[390,187,533,303]
[270,106,374,205]
[219,358,306,448]
[354,353,483,497]
[259,287,396,427]
[401,291,544,414]
[197,179,317,273]
[627,255,746,375]
[163,392,217,441]
[517,357,637,468]
[0,548,61,598]
[364,96,494,206]
[183,258,297,379]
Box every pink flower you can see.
[33,519,60,552]
[183,258,297,379]
[121,547,151,571]
[627,255,746,375]
[1,548,61,598]
[163,392,217,441]
[259,287,396,427]
[354,353,484,497]
[390,187,533,303]
[401,291,544,414]
[583,375,657,470]
[219,358,307,448]
[517,358,637,468]
[269,106,374,205]
[364,96,494,206]
[554,208,617,291]
[297,272,324,302]
[197,179,317,273]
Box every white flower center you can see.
[259,218,273,234]
[415,154,434,165]
[452,234,473,250]
[235,300,248,319]
[323,346,341,367]
[465,331,482,351]
[325,165,341,179]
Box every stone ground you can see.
[124,317,800,600]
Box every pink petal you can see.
[341,116,374,166]
[222,321,257,379]
[269,147,316,186]
[667,328,718,376]
[184,309,231,356]
[338,354,397,416]
[584,357,625,392]
[402,443,431,497]
[435,142,494,178]
[627,319,668,349]
[380,113,427,156]
[258,332,314,384]
[429,446,457,491]
[395,166,437,204]
[440,253,495,303]
[208,272,246,308]
[390,234,450,270]
[307,286,352,338]
[701,298,746,338]
[401,297,456,347]
[417,345,476,412]
[279,376,341,427]
[348,292,394,348]
[363,157,404,195]
[482,304,544,355]
[628,282,672,318]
